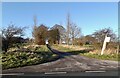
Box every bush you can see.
[106,42,117,49]
[93,42,102,49]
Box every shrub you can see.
[2,51,58,69]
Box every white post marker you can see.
[101,35,110,55]
[46,39,48,44]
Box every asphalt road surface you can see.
[2,44,119,77]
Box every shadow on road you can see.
[46,44,92,58]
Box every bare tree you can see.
[33,15,37,27]
[92,28,116,43]
[66,13,71,45]
[2,24,25,52]
[70,23,81,45]
[92,28,117,49]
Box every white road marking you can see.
[85,71,106,73]
[55,67,71,70]
[45,72,67,74]
[0,73,24,75]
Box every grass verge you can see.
[80,53,119,61]
[2,45,59,70]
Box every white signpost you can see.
[101,35,110,55]
[46,39,48,44]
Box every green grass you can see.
[36,45,50,52]
[52,45,73,52]
[80,53,119,61]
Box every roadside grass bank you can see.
[2,45,59,70]
[80,53,119,61]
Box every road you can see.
[2,44,119,77]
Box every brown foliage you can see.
[32,24,48,45]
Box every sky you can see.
[2,2,118,38]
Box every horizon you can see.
[2,2,118,38]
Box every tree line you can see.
[1,13,118,52]
[32,14,82,45]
